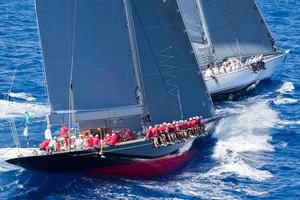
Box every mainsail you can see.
[129,0,215,124]
[197,0,276,60]
[36,0,215,129]
[177,0,205,44]
[35,0,143,127]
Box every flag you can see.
[23,125,29,138]
[25,111,30,125]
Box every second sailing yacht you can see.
[179,0,288,100]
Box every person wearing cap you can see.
[86,134,94,147]
[146,126,154,139]
[110,132,119,146]
[75,134,84,150]
[159,124,173,144]
[44,124,52,140]
[123,129,133,141]
[93,134,100,146]
[146,126,160,147]
[157,124,166,144]
[103,134,111,146]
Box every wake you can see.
[0,99,49,120]
[210,97,277,182]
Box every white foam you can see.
[277,82,295,93]
[7,92,36,101]
[0,161,20,172]
[0,147,39,160]
[0,99,49,119]
[211,98,277,182]
[273,97,297,105]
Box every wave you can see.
[7,92,36,101]
[211,98,277,182]
[0,148,38,161]
[277,82,295,93]
[273,97,298,105]
[0,99,49,120]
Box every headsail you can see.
[35,0,143,127]
[198,0,276,60]
[129,0,215,124]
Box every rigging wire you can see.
[68,0,77,134]
[6,63,21,153]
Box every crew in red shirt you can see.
[146,126,154,139]
[93,135,100,146]
[103,134,111,146]
[123,129,133,141]
[146,126,160,147]
[65,137,70,148]
[110,133,119,146]
[87,135,94,147]
[60,124,69,138]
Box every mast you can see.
[123,0,147,118]
[195,0,214,62]
[195,0,211,48]
[68,0,77,131]
[177,0,215,68]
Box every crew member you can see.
[93,134,100,146]
[86,134,94,147]
[110,133,119,146]
[75,134,84,150]
[60,123,69,138]
[103,134,111,146]
[44,124,52,140]
[146,126,160,147]
[123,129,133,141]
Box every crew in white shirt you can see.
[44,124,52,140]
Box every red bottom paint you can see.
[86,150,198,179]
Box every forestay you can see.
[130,0,215,124]
[199,0,276,60]
[35,0,142,124]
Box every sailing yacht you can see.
[6,0,218,177]
[178,0,289,100]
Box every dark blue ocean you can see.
[0,0,299,199]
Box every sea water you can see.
[0,0,299,199]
